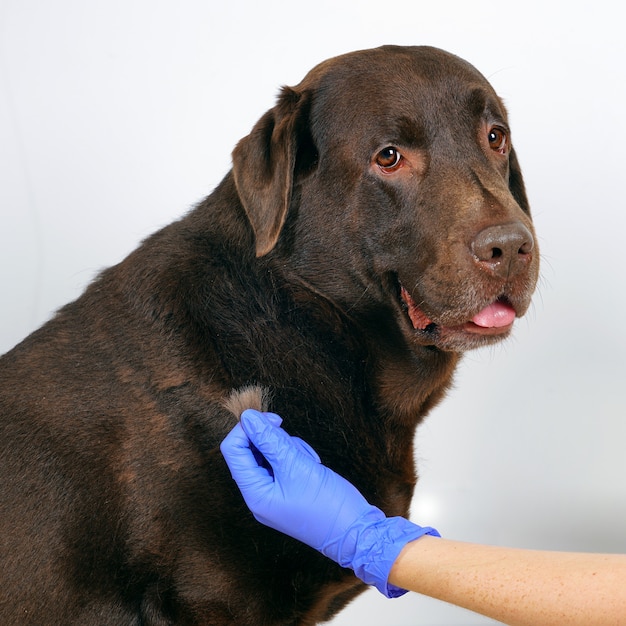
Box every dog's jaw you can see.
[397,282,519,352]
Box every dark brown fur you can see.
[0,46,539,625]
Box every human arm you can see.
[220,410,626,624]
[389,534,626,626]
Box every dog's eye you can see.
[375,147,403,172]
[488,127,508,154]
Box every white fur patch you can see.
[222,385,270,418]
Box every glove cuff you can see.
[323,507,440,598]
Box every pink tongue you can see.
[471,301,516,328]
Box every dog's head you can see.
[232,45,539,352]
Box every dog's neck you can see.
[264,252,460,427]
[370,343,459,425]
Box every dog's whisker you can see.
[344,285,371,314]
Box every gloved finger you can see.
[240,409,302,468]
[220,422,275,488]
[220,421,251,460]
[252,413,283,471]
[291,437,322,463]
[244,410,321,463]
[263,411,283,427]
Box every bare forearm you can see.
[389,535,626,626]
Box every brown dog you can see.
[0,46,539,625]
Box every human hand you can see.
[220,409,440,597]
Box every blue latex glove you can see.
[220,409,440,598]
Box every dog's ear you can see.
[232,87,314,257]
[508,146,530,214]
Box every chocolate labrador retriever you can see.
[0,45,539,625]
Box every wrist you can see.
[355,515,440,598]
[321,505,440,598]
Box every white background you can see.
[1,1,625,624]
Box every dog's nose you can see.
[471,222,534,279]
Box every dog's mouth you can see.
[399,284,516,347]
